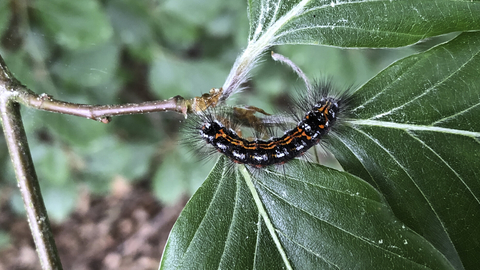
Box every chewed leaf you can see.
[160,157,454,269]
[330,31,480,269]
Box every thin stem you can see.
[12,90,186,123]
[271,51,312,94]
[0,54,189,122]
[0,91,63,269]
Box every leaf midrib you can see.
[348,119,480,138]
[273,24,425,43]
[217,168,244,268]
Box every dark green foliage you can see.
[1,0,479,269]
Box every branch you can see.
[1,53,227,123]
[14,90,187,123]
[1,50,216,269]
[0,51,226,269]
[9,84,226,122]
[0,57,63,268]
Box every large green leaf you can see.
[160,1,480,268]
[222,0,480,102]
[160,157,454,269]
[329,31,480,270]
[248,0,480,47]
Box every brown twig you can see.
[9,83,227,123]
[14,91,187,123]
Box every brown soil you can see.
[0,180,187,270]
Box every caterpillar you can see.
[184,82,350,168]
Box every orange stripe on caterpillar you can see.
[198,99,338,167]
[184,81,352,168]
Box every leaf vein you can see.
[175,163,231,269]
[273,24,423,43]
[348,119,480,138]
[408,132,480,206]
[263,167,385,206]
[252,213,263,269]
[257,180,435,269]
[352,128,454,260]
[275,230,341,270]
[431,102,480,127]
[369,46,480,120]
[218,170,244,268]
[240,166,293,270]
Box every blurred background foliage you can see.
[0,0,446,227]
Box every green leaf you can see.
[149,55,229,98]
[79,135,156,181]
[248,0,480,47]
[0,0,11,37]
[106,0,155,46]
[51,41,120,88]
[223,0,480,102]
[35,0,113,50]
[30,143,71,186]
[329,31,480,270]
[153,148,216,204]
[0,230,10,248]
[160,157,453,269]
[162,12,480,270]
[156,14,200,50]
[38,112,108,147]
[42,185,78,222]
[152,149,188,204]
[161,0,225,26]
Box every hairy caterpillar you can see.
[184,82,350,168]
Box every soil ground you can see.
[0,180,187,270]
